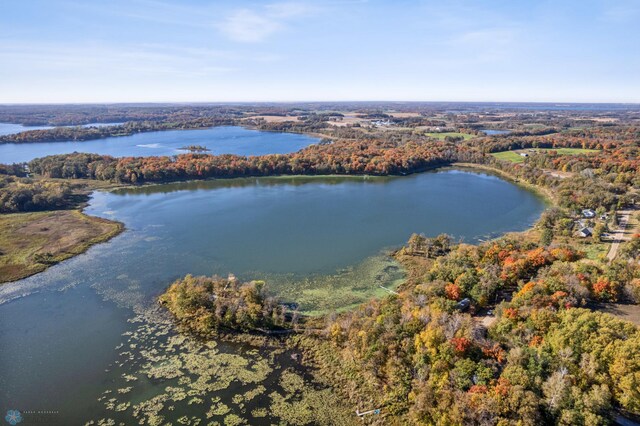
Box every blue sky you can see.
[1,0,639,103]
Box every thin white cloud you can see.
[446,27,520,62]
[218,10,283,43]
[217,2,315,43]
[0,42,237,77]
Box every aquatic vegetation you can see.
[206,400,230,418]
[88,306,351,424]
[241,385,265,402]
[144,357,184,380]
[222,414,246,425]
[250,408,267,418]
[280,369,305,394]
[258,254,404,314]
[269,387,355,425]
[131,394,168,425]
[114,402,130,412]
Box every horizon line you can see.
[1,100,640,106]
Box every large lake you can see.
[0,126,319,163]
[0,169,545,424]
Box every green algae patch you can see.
[258,253,405,315]
[269,369,355,425]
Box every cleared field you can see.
[492,147,600,163]
[492,151,526,163]
[425,132,475,140]
[540,147,600,155]
[0,210,122,283]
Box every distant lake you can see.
[0,122,53,135]
[482,129,511,135]
[0,169,545,424]
[0,121,124,137]
[0,126,319,163]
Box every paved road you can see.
[607,209,633,261]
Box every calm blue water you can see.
[0,122,124,137]
[0,123,53,136]
[482,129,511,135]
[0,126,319,163]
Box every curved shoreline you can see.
[2,163,550,288]
[452,162,556,205]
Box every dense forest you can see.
[26,139,458,183]
[159,275,295,334]
[307,236,640,424]
[0,176,76,213]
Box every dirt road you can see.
[607,209,633,261]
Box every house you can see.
[519,153,529,157]
[582,209,596,218]
[456,298,471,312]
[577,227,593,238]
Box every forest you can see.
[0,175,76,213]
[159,274,295,334]
[26,139,458,183]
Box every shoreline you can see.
[6,162,549,287]
[452,162,557,205]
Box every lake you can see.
[0,126,319,163]
[0,121,124,136]
[482,129,511,135]
[0,169,545,424]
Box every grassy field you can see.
[539,147,600,155]
[580,241,610,261]
[425,132,475,140]
[0,210,123,283]
[491,151,527,163]
[492,147,600,163]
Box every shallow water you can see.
[0,125,319,163]
[0,169,545,424]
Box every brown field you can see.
[585,117,619,123]
[326,113,366,127]
[0,210,123,283]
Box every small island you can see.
[178,144,211,153]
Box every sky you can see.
[0,0,639,103]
